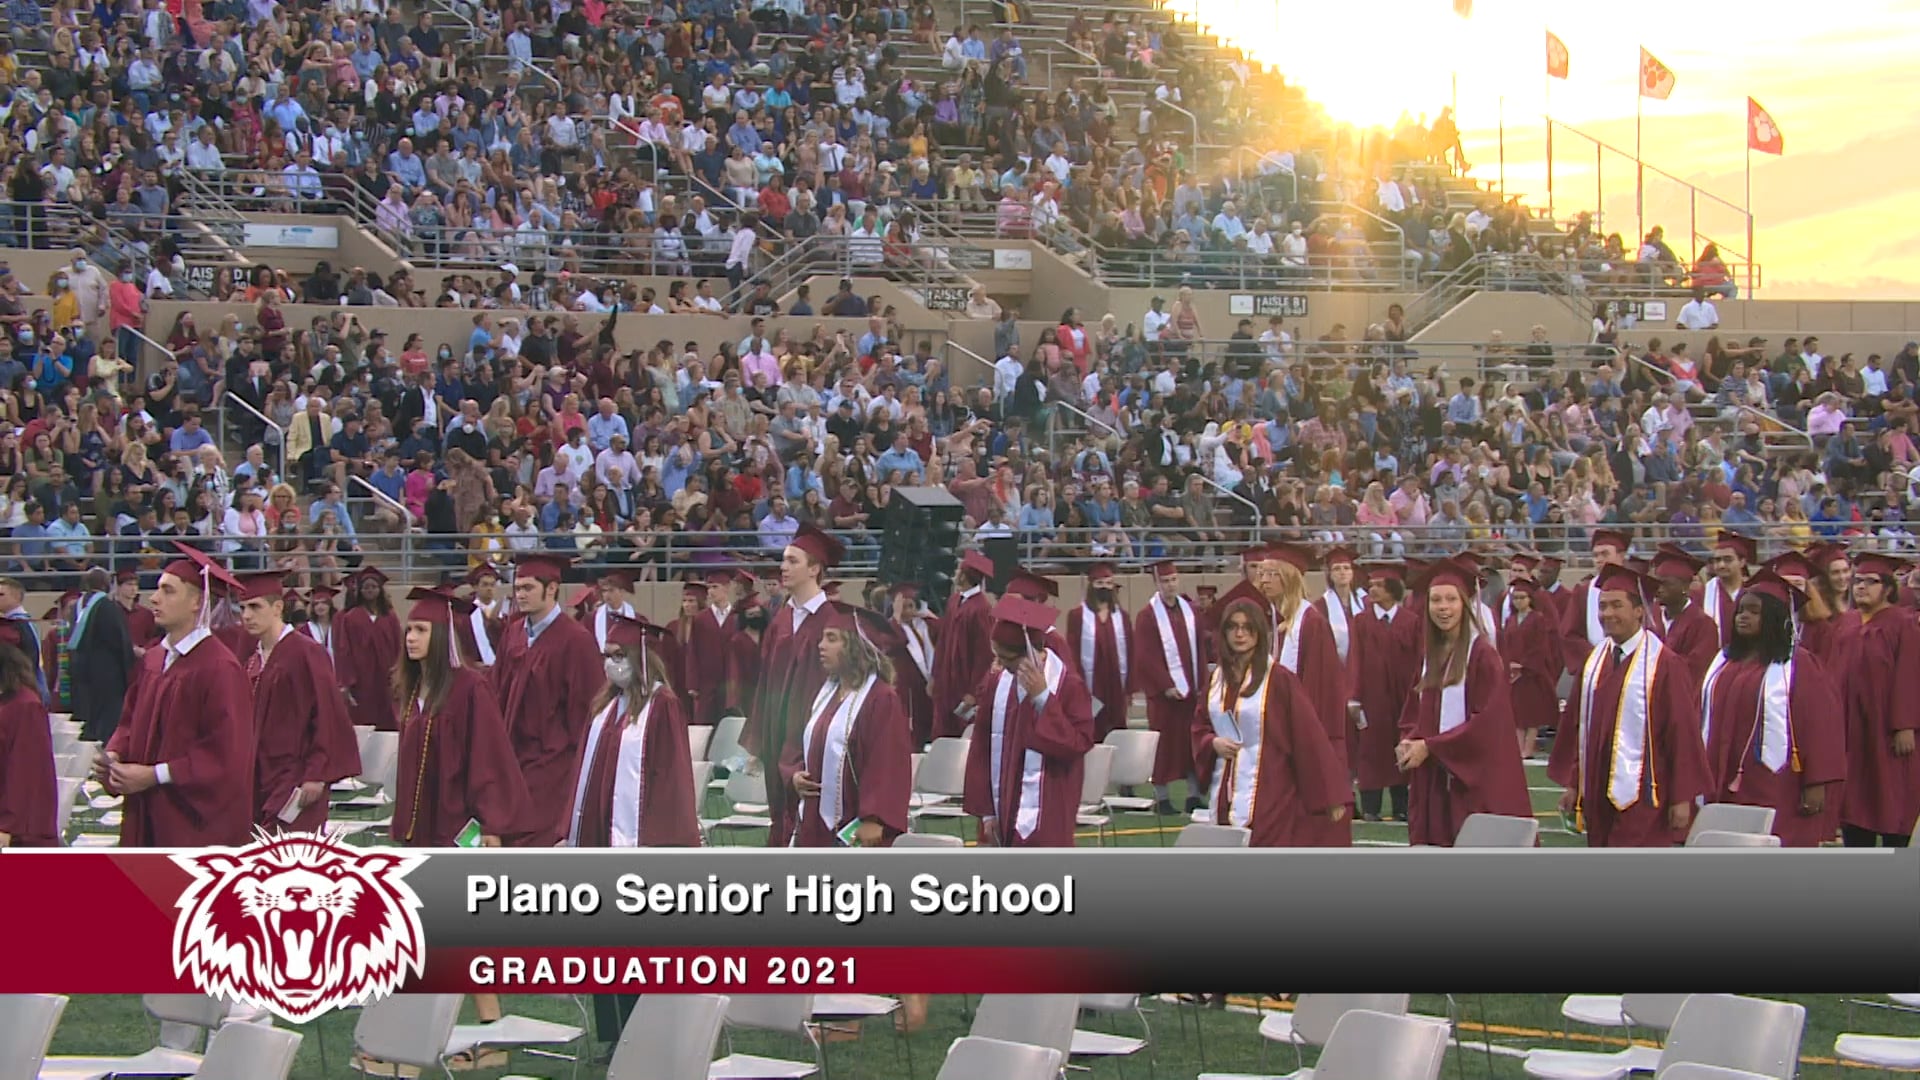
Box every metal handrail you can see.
[350,473,414,528]
[214,389,288,480]
[1621,352,1813,450]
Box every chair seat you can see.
[87,795,120,810]
[810,994,899,1019]
[908,793,950,809]
[702,815,773,831]
[331,779,365,792]
[1080,994,1139,1012]
[69,834,119,848]
[1103,795,1156,812]
[1076,811,1111,827]
[1072,1029,1147,1057]
[1256,1012,1301,1044]
[708,1052,819,1078]
[98,810,122,828]
[446,1015,587,1055]
[1197,1071,1302,1080]
[910,804,969,819]
[335,792,392,810]
[38,1047,205,1079]
[1561,994,1628,1028]
[1523,1044,1661,1080]
[1891,994,1920,1008]
[1836,1034,1920,1069]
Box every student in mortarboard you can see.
[1352,561,1417,822]
[888,582,938,748]
[931,549,996,740]
[678,578,729,726]
[232,569,360,832]
[0,618,57,847]
[1839,553,1920,848]
[785,604,912,848]
[68,566,136,744]
[1703,533,1756,647]
[1647,544,1718,680]
[749,522,844,846]
[1130,559,1202,815]
[1556,528,1633,678]
[568,613,699,849]
[1253,543,1353,845]
[297,585,341,667]
[1065,563,1130,742]
[461,564,507,668]
[1498,577,1563,759]
[964,595,1095,847]
[336,564,402,730]
[492,551,606,848]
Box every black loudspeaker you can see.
[980,536,1020,594]
[879,486,966,614]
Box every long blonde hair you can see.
[1419,584,1476,691]
[826,625,895,686]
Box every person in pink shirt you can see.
[403,451,437,523]
[740,339,782,386]
[1387,474,1431,528]
[1805,392,1849,438]
[107,265,146,366]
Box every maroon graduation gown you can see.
[1310,589,1366,702]
[1066,603,1131,741]
[890,616,937,748]
[211,623,252,662]
[492,609,607,847]
[1131,594,1201,785]
[1701,650,1846,847]
[931,588,993,740]
[722,628,761,719]
[1653,602,1719,685]
[1276,603,1354,845]
[392,667,529,847]
[1351,603,1419,791]
[782,677,914,847]
[1556,579,1601,679]
[679,610,732,725]
[1841,607,1920,837]
[748,598,833,846]
[296,619,338,669]
[1701,579,1740,649]
[572,686,701,848]
[1500,608,1563,732]
[1192,663,1346,846]
[1801,609,1862,673]
[335,607,402,731]
[107,635,256,847]
[125,604,160,649]
[248,631,361,831]
[1399,637,1535,846]
[1549,639,1712,847]
[0,688,57,846]
[964,660,1096,847]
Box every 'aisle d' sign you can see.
[1228,294,1309,318]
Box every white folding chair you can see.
[339,731,400,808]
[910,736,973,833]
[691,762,714,815]
[709,994,820,1079]
[1101,728,1162,816]
[49,728,80,757]
[605,995,730,1080]
[1174,823,1251,848]
[1255,994,1412,1075]
[1686,830,1781,848]
[1835,992,1920,1072]
[351,994,464,1079]
[688,725,715,763]
[446,998,590,1078]
[0,994,67,1080]
[891,832,964,848]
[53,777,84,842]
[702,769,774,845]
[935,1036,1064,1080]
[1306,1009,1452,1080]
[1075,743,1117,845]
[1655,1068,1780,1080]
[1547,993,1689,1073]
[1453,813,1540,847]
[1686,804,1775,841]
[968,995,1078,1063]
[1074,995,1153,1072]
[195,1021,303,1080]
[707,714,750,774]
[1527,995,1804,1080]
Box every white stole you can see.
[1421,631,1478,734]
[1150,593,1198,698]
[1699,651,1732,748]
[567,691,657,847]
[1757,659,1793,773]
[309,620,334,662]
[803,673,879,833]
[1276,603,1305,674]
[900,617,934,681]
[1077,604,1128,688]
[1704,581,1734,639]
[1322,588,1364,661]
[989,651,1065,841]
[1207,667,1269,829]
[468,605,498,667]
[1473,599,1499,648]
[1577,632,1666,810]
[1584,582,1605,647]
[594,602,637,650]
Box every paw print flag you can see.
[1639,47,1676,100]
[1748,98,1784,155]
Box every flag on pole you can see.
[1546,30,1569,79]
[1639,47,1676,99]
[1748,97,1784,155]
[1453,0,1472,16]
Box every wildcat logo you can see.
[170,831,428,1023]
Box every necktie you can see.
[1612,644,1627,670]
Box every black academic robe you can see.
[69,594,135,743]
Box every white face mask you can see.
[603,655,635,688]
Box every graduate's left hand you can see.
[1799,783,1826,816]
[1395,739,1428,771]
[1015,657,1048,699]
[1894,730,1915,757]
[298,780,327,807]
[109,762,158,794]
[1666,801,1692,833]
[1328,804,1347,823]
[853,820,885,847]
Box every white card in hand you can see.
[1090,696,1104,716]
[954,702,977,720]
[277,789,304,824]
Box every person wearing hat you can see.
[1130,560,1203,815]
[964,595,1095,847]
[1549,563,1711,846]
[297,585,340,664]
[494,552,607,848]
[113,570,160,656]
[887,583,938,747]
[1704,533,1757,648]
[1311,546,1368,673]
[1251,543,1353,844]
[232,570,360,832]
[462,565,507,668]
[1196,580,1348,845]
[336,566,402,731]
[677,579,729,727]
[1398,558,1533,846]
[1452,551,1500,650]
[1499,578,1565,760]
[1498,552,1540,627]
[0,617,57,847]
[568,613,699,849]
[931,549,997,741]
[585,571,639,652]
[750,522,846,845]
[1557,528,1635,678]
[1352,562,1418,821]
[67,566,136,744]
[1065,563,1131,742]
[98,543,256,847]
[1004,569,1072,663]
[1839,553,1920,847]
[1699,570,1845,847]
[1648,545,1719,678]
[784,603,913,848]
[1535,554,1569,623]
[1800,543,1861,669]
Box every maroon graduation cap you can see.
[991,595,1058,651]
[1004,569,1058,602]
[789,522,846,569]
[1713,533,1758,567]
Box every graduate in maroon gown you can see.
[1312,546,1369,697]
[1258,543,1353,845]
[391,587,528,848]
[1839,553,1920,847]
[932,551,996,740]
[785,605,913,847]
[1452,551,1501,651]
[1648,545,1720,680]
[1352,563,1418,822]
[585,572,638,649]
[749,522,844,846]
[1557,528,1634,679]
[458,566,508,669]
[0,620,57,847]
[1550,564,1711,847]
[568,614,700,848]
[722,598,769,723]
[117,570,160,654]
[1131,560,1203,814]
[1398,559,1534,846]
[1702,533,1755,648]
[297,585,340,669]
[1537,554,1569,626]
[336,566,402,731]
[1496,553,1539,626]
[1500,578,1564,758]
[964,596,1096,847]
[888,584,938,747]
[1194,582,1347,845]
[99,543,257,847]
[1698,571,1846,847]
[1803,543,1863,673]
[1004,571,1071,657]
[676,580,728,726]
[492,552,607,848]
[1065,563,1131,742]
[231,571,360,832]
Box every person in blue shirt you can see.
[873,431,923,483]
[368,450,408,506]
[586,398,629,452]
[168,412,214,455]
[6,502,50,580]
[33,337,73,394]
[538,486,577,533]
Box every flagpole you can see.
[1498,95,1505,192]
[1635,81,1644,245]
[1545,51,1553,220]
[1745,139,1754,298]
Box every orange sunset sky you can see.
[1160,0,1920,299]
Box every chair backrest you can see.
[1291,994,1413,1048]
[52,753,76,779]
[1101,729,1161,789]
[1656,1066,1783,1080]
[1688,804,1776,840]
[195,1021,302,1080]
[1078,743,1115,808]
[143,994,230,1029]
[354,725,377,760]
[53,777,83,838]
[891,832,965,848]
[353,995,464,1068]
[50,729,79,757]
[687,725,714,762]
[690,762,713,810]
[1913,813,1920,847]
[935,1036,1065,1080]
[607,994,729,1080]
[1621,994,1691,1032]
[916,737,971,798]
[911,753,926,785]
[0,994,68,1080]
[1659,994,1806,1080]
[724,768,767,806]
[1312,1010,1450,1080]
[1175,823,1251,848]
[707,714,748,769]
[360,731,401,793]
[724,994,815,1036]
[1687,830,1781,848]
[1453,813,1540,848]
[968,995,1079,1058]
